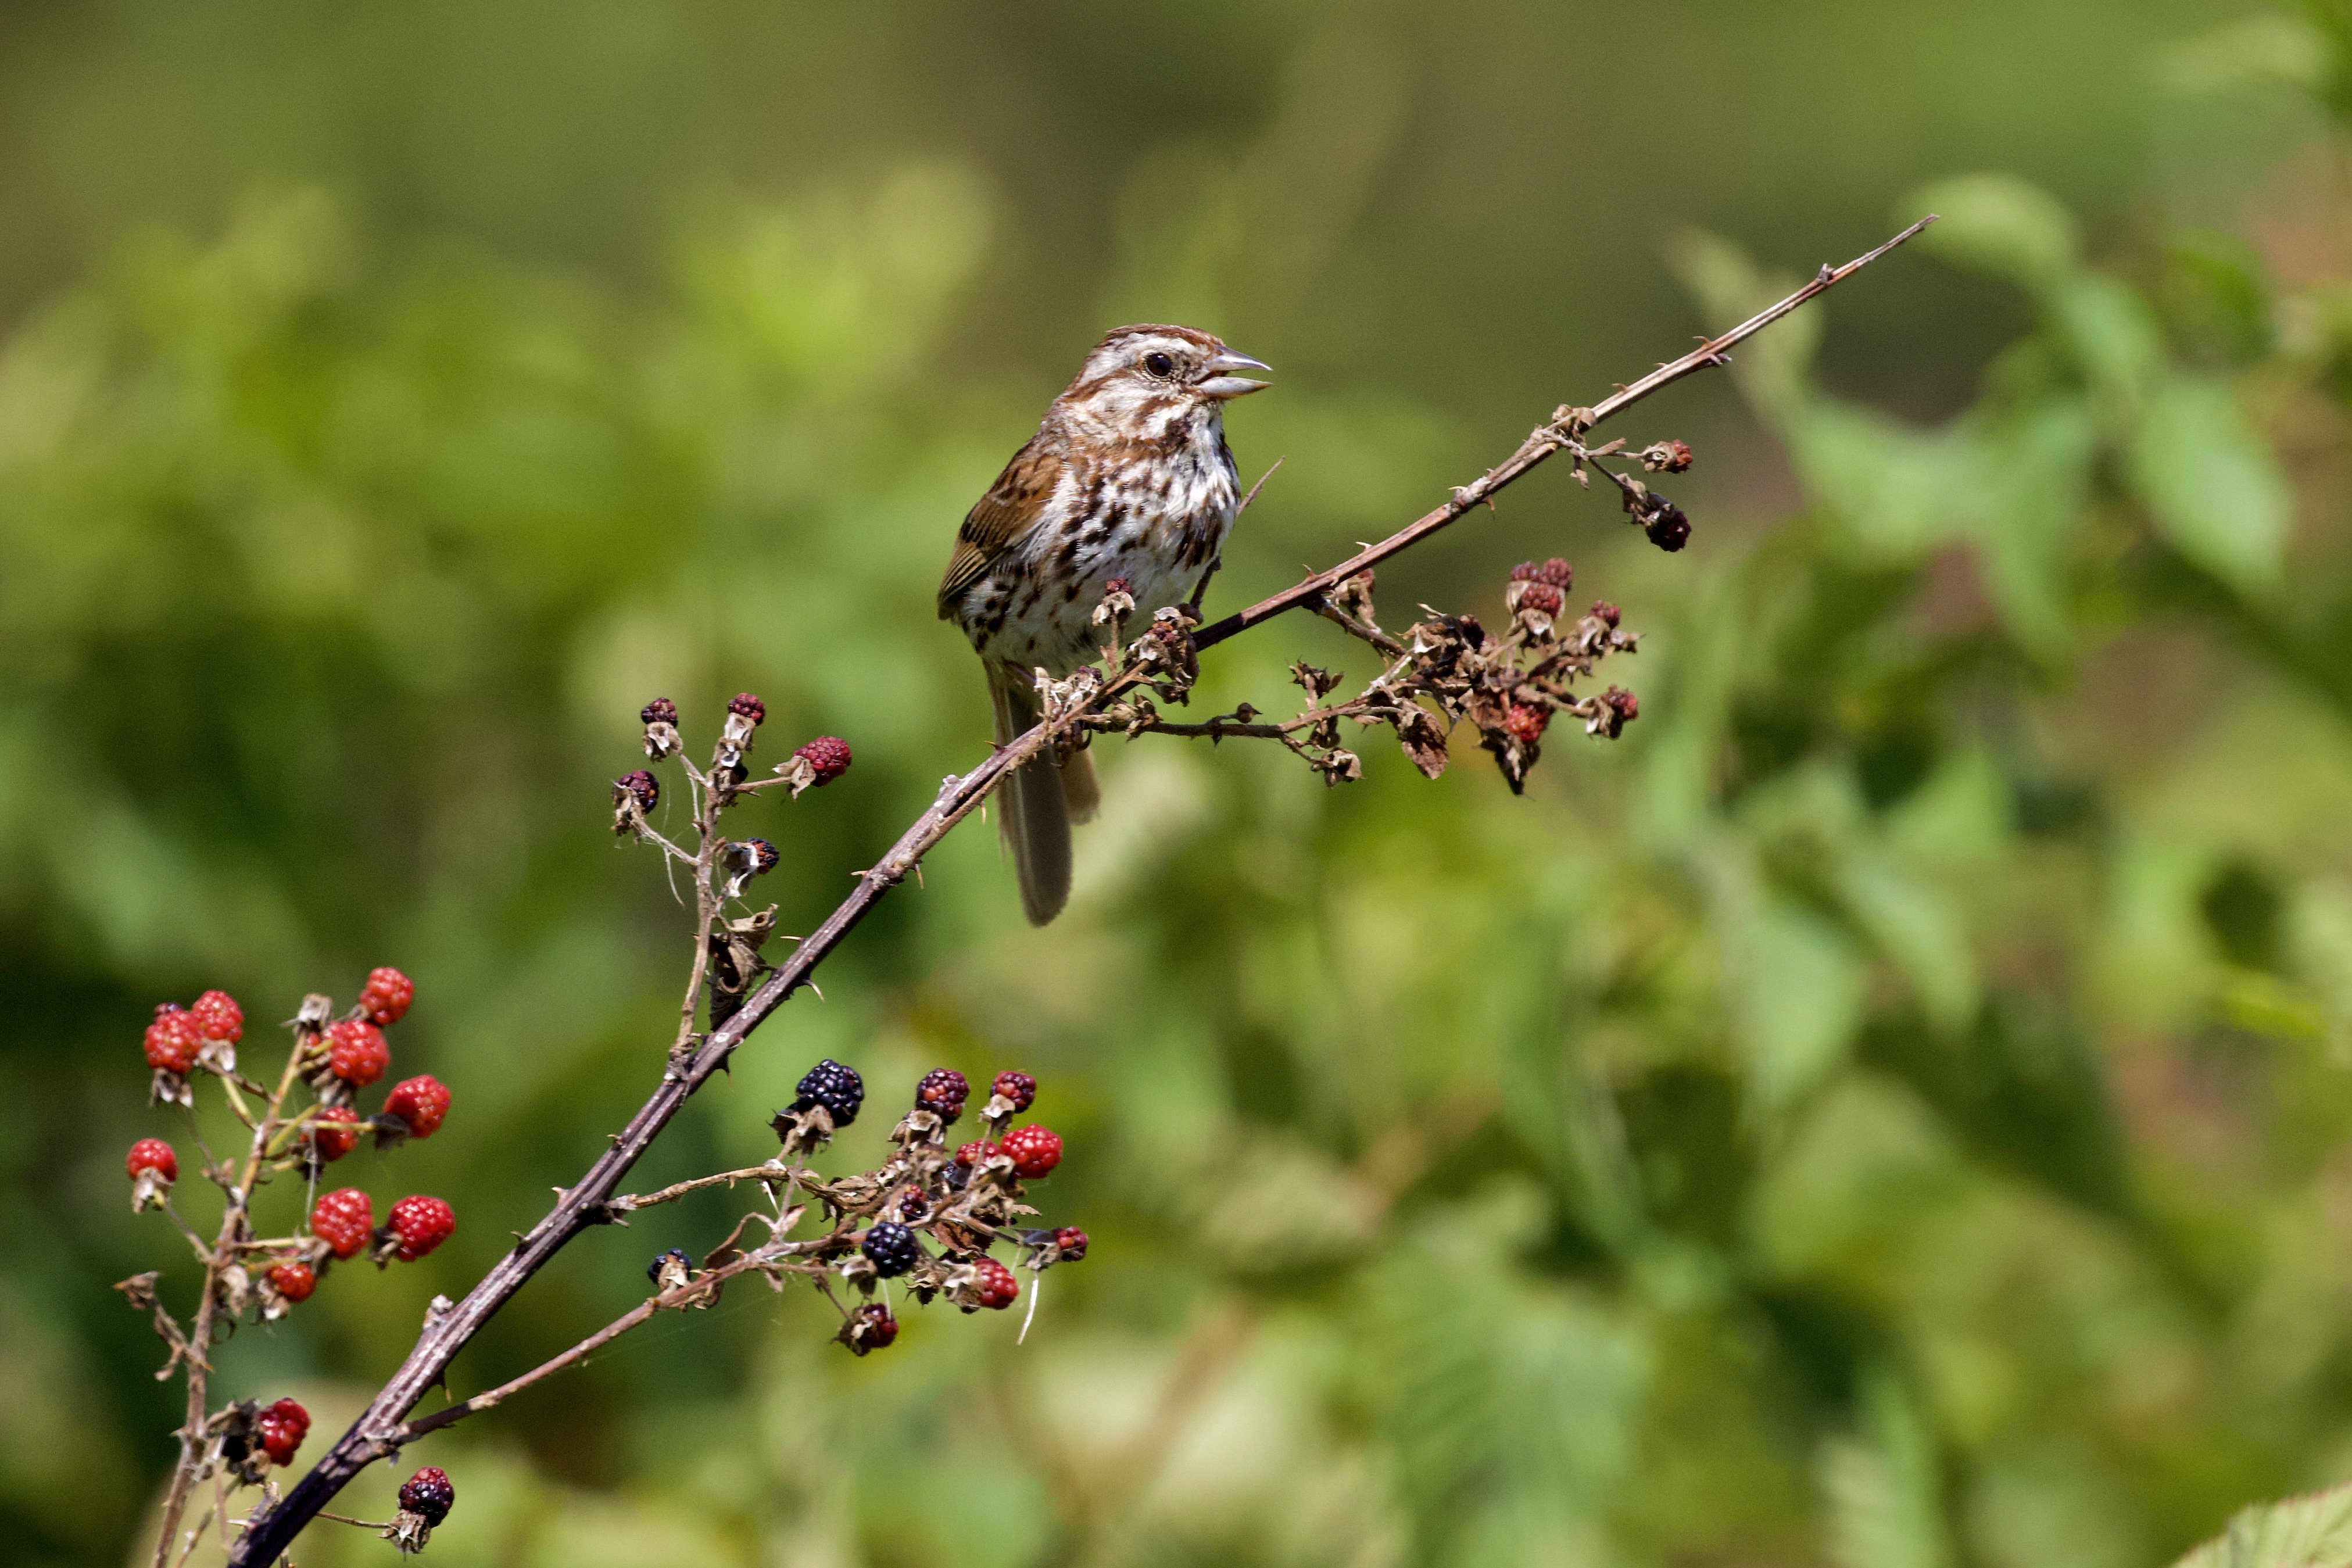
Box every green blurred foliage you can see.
[3,5,2351,1567]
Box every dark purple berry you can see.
[861,1221,921,1278]
[794,1059,864,1125]
[399,1467,454,1526]
[917,1068,969,1123]
[990,1071,1036,1112]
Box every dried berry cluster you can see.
[1083,553,1642,794]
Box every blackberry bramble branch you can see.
[209,219,1928,1565]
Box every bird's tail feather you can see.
[989,667,1094,925]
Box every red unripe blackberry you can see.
[1590,601,1620,628]
[1603,686,1639,725]
[126,1138,178,1182]
[850,1301,899,1353]
[145,1005,202,1073]
[897,1190,930,1222]
[1517,581,1564,616]
[191,989,244,1043]
[312,1187,374,1259]
[991,1071,1036,1112]
[1505,704,1550,746]
[384,1074,452,1139]
[729,692,767,725]
[916,1068,969,1123]
[794,736,851,786]
[257,1397,310,1466]
[389,1194,457,1261]
[1003,1124,1063,1179]
[309,1103,362,1162]
[1509,560,1541,581]
[640,697,678,726]
[1536,557,1573,586]
[327,1019,389,1087]
[268,1261,316,1303]
[613,769,660,814]
[359,966,415,1026]
[954,1140,1003,1169]
[1054,1226,1089,1261]
[971,1256,1019,1311]
[399,1467,455,1527]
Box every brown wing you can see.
[937,436,1064,619]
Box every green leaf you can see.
[1835,854,1979,1032]
[1741,897,1866,1111]
[2172,1480,2352,1568]
[1905,174,2080,295]
[1821,1372,1950,1568]
[2127,375,2289,596]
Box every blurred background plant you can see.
[3,2,2350,1565]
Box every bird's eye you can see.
[1143,351,1175,377]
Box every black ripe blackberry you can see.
[646,1247,691,1286]
[794,1059,864,1125]
[862,1221,921,1278]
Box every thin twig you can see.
[227,218,1925,1566]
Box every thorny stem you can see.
[1190,215,1936,654]
[604,1162,793,1213]
[395,1241,824,1442]
[152,1029,316,1568]
[227,218,1926,1565]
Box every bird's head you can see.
[1058,324,1270,438]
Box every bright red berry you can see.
[388,1194,456,1261]
[126,1138,178,1182]
[384,1075,451,1139]
[327,1019,389,1087]
[1054,1226,1089,1261]
[312,1187,374,1259]
[191,990,244,1043]
[794,736,852,785]
[308,1103,362,1162]
[1003,1123,1063,1179]
[991,1071,1036,1111]
[359,966,415,1026]
[257,1397,310,1466]
[399,1467,455,1526]
[971,1256,1019,1311]
[1505,704,1550,746]
[954,1140,1003,1169]
[267,1261,316,1303]
[144,1005,202,1073]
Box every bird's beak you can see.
[1198,350,1272,400]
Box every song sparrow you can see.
[939,324,1271,924]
